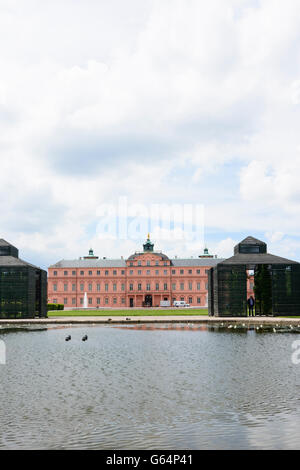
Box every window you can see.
[138,270,142,275]
[72,284,76,291]
[105,298,109,304]
[147,261,150,266]
[64,271,68,276]
[80,283,84,291]
[97,270,101,275]
[156,283,159,291]
[189,270,192,274]
[130,270,134,275]
[88,283,92,291]
[240,245,260,254]
[155,270,159,275]
[105,284,109,291]
[121,298,125,304]
[72,271,76,276]
[121,270,125,275]
[138,284,142,291]
[130,284,133,291]
[80,298,83,305]
[164,283,168,291]
[164,270,168,275]
[113,298,117,304]
[72,298,76,305]
[147,270,150,275]
[97,284,100,291]
[138,261,141,266]
[172,270,176,275]
[197,283,201,290]
[155,261,159,266]
[180,283,184,290]
[164,262,167,266]
[89,271,92,276]
[105,270,109,276]
[53,284,57,291]
[89,298,92,305]
[189,297,193,304]
[189,282,193,290]
[130,262,133,267]
[180,270,184,275]
[113,284,117,291]
[197,298,201,304]
[172,283,176,290]
[146,283,151,291]
[197,270,201,275]
[80,271,84,276]
[54,271,57,276]
[205,283,208,289]
[113,270,117,276]
[181,297,185,301]
[97,298,100,305]
[121,284,125,291]
[64,298,68,305]
[205,270,209,275]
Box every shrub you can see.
[47,303,64,311]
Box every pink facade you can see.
[47,238,254,309]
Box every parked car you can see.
[173,301,190,308]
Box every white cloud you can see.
[1,0,300,266]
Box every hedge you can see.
[47,303,64,311]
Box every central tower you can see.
[143,234,154,253]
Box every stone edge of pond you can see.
[1,316,300,327]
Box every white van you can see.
[173,301,190,308]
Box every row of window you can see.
[53,270,125,277]
[53,297,126,305]
[52,282,208,292]
[53,297,204,305]
[51,269,210,276]
[129,261,169,267]
[53,283,126,292]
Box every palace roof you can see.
[49,256,223,269]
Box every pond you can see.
[0,323,300,449]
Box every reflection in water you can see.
[0,324,299,450]
[115,324,209,332]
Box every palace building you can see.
[48,235,226,308]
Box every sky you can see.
[1,0,300,269]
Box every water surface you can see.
[0,324,299,449]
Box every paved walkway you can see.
[0,316,299,325]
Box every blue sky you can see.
[1,0,300,269]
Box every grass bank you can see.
[48,309,209,317]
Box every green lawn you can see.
[48,309,209,317]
